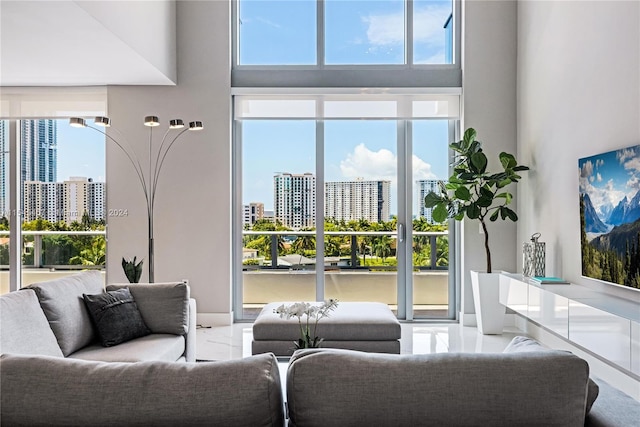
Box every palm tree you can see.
[292,232,316,255]
[372,235,392,262]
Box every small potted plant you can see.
[122,256,143,283]
[424,128,529,334]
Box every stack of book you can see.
[529,276,570,285]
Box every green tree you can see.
[70,237,106,266]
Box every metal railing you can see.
[242,230,448,271]
[0,230,106,270]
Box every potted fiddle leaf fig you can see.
[424,128,529,334]
[424,127,529,273]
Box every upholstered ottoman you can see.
[252,302,401,356]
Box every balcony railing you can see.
[0,230,106,270]
[242,229,448,271]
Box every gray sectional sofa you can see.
[0,271,196,362]
[2,339,639,426]
[2,274,639,426]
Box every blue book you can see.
[531,276,570,284]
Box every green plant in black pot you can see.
[424,128,529,273]
[122,256,143,283]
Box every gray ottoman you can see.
[252,302,401,356]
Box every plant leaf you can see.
[432,204,448,223]
[470,152,487,174]
[424,191,443,208]
[454,186,471,201]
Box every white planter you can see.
[470,271,506,335]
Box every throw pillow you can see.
[504,336,599,414]
[83,288,150,347]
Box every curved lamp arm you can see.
[82,124,151,212]
[151,127,190,204]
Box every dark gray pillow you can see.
[83,288,150,347]
[504,336,599,414]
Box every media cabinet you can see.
[499,272,640,376]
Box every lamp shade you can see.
[144,116,160,127]
[189,121,204,130]
[94,116,111,127]
[169,119,184,129]
[69,117,86,128]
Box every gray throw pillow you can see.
[504,336,599,414]
[83,288,150,347]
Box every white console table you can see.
[499,272,640,376]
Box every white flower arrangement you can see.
[274,299,339,349]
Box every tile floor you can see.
[195,322,526,361]
[195,322,640,401]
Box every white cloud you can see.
[362,4,451,49]
[580,160,593,179]
[413,6,453,46]
[363,12,403,46]
[339,143,436,181]
[340,143,396,180]
[596,173,602,182]
[617,147,638,164]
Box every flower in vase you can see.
[274,299,339,349]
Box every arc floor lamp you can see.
[70,115,204,282]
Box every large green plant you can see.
[424,128,529,273]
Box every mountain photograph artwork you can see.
[579,144,640,289]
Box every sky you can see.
[56,120,105,182]
[239,0,453,214]
[29,0,453,217]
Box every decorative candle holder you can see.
[523,232,545,277]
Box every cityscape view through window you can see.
[234,0,458,320]
[0,119,105,294]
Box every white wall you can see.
[106,1,232,323]
[460,0,519,321]
[517,0,640,303]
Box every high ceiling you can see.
[0,1,177,87]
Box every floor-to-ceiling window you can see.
[0,90,107,293]
[232,0,461,321]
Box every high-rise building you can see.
[0,120,58,219]
[23,177,105,224]
[325,180,391,223]
[417,179,444,223]
[274,173,315,229]
[243,202,264,227]
[21,119,57,184]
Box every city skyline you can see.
[0,119,105,222]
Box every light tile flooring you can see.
[196,322,640,402]
[195,322,526,361]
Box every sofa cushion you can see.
[0,290,63,357]
[27,271,104,356]
[0,353,285,427]
[68,334,186,362]
[585,376,640,426]
[106,282,189,335]
[83,288,151,347]
[287,348,591,427]
[504,336,599,414]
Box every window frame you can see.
[231,0,462,88]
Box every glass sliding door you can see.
[240,120,316,319]
[324,120,398,312]
[233,96,458,321]
[411,120,453,318]
[19,119,106,288]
